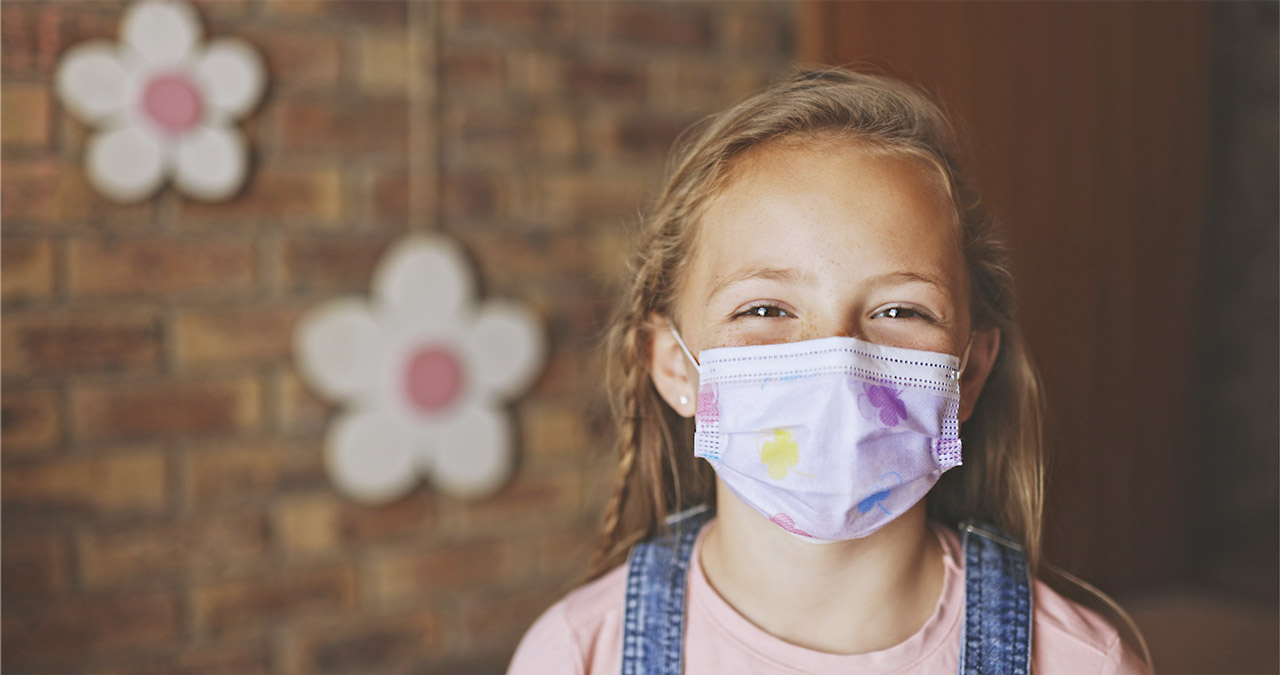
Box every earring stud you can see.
[679,394,690,406]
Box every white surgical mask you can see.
[671,327,967,542]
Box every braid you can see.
[588,311,645,575]
[585,236,673,577]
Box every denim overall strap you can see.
[620,505,712,675]
[957,521,1034,675]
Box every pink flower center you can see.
[141,74,202,134]
[404,346,463,413]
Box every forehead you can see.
[685,140,965,304]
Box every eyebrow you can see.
[863,270,955,297]
[706,265,819,301]
[706,266,954,301]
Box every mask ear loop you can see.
[668,325,701,374]
[954,334,974,380]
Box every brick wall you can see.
[1,1,794,672]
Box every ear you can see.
[647,314,698,418]
[958,327,1001,423]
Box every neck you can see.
[700,480,945,654]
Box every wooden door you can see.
[798,2,1212,592]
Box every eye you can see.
[872,306,928,321]
[735,304,792,319]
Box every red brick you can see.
[341,491,435,545]
[505,51,566,99]
[191,565,357,634]
[2,82,52,148]
[173,305,301,367]
[263,0,406,24]
[593,114,690,159]
[1,387,62,453]
[519,400,590,459]
[0,236,56,302]
[278,236,391,293]
[67,237,257,297]
[439,45,507,96]
[73,377,263,441]
[185,440,324,506]
[177,164,344,227]
[1,448,168,516]
[646,61,769,115]
[446,1,567,36]
[450,472,580,534]
[61,5,132,42]
[463,230,566,287]
[369,167,411,226]
[528,349,587,398]
[277,100,408,153]
[442,108,578,166]
[606,4,712,50]
[278,612,439,674]
[531,528,596,580]
[273,493,341,555]
[561,61,646,101]
[1,3,67,77]
[276,370,334,434]
[462,585,564,647]
[248,30,342,94]
[91,640,270,675]
[533,171,647,223]
[369,540,509,603]
[2,311,161,376]
[2,533,70,597]
[583,228,634,288]
[721,6,794,58]
[2,159,155,226]
[78,512,269,588]
[357,30,411,95]
[440,171,503,222]
[190,0,256,19]
[2,590,180,666]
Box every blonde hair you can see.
[588,67,1045,578]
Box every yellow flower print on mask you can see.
[759,428,800,480]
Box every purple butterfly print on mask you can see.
[857,383,908,428]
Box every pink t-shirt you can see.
[509,521,1147,674]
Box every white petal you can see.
[122,1,202,67]
[173,124,245,201]
[195,38,265,119]
[326,409,419,504]
[429,405,513,498]
[464,302,545,398]
[55,42,133,124]
[295,298,383,405]
[372,236,474,330]
[85,125,166,203]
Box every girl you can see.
[510,68,1148,674]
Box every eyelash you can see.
[732,304,933,322]
[872,306,930,321]
[733,303,792,319]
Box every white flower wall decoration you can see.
[295,237,546,503]
[54,0,265,202]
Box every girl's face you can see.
[650,139,999,421]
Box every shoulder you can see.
[938,524,1147,674]
[507,563,628,675]
[1031,578,1149,674]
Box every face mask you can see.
[670,327,967,542]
